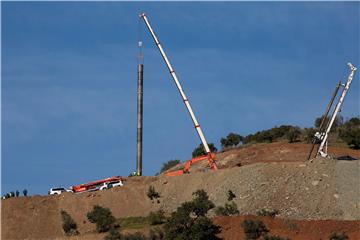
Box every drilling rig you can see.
[308,63,357,159]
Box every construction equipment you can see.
[308,63,357,159]
[139,13,217,176]
[71,176,124,193]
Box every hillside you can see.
[1,142,359,239]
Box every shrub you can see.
[60,210,78,236]
[148,210,165,225]
[23,189,28,196]
[15,190,20,197]
[160,160,180,173]
[164,189,220,240]
[104,228,122,240]
[339,117,360,149]
[227,190,236,201]
[304,128,317,143]
[220,133,243,148]
[315,115,343,129]
[147,186,160,201]
[241,219,268,240]
[215,202,239,216]
[192,143,217,158]
[149,227,165,240]
[87,205,116,233]
[256,209,279,218]
[286,127,301,143]
[329,232,349,240]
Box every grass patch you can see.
[117,216,150,229]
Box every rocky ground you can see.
[2,142,359,239]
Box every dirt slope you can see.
[2,143,359,240]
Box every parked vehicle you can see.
[48,187,72,195]
[71,176,124,193]
[99,180,124,190]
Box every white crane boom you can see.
[139,13,211,154]
[317,63,357,157]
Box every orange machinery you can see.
[71,176,124,193]
[165,153,217,177]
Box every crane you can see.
[309,63,357,159]
[139,13,217,175]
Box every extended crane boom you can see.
[316,63,357,158]
[139,13,217,172]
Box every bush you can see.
[192,143,217,158]
[60,210,78,236]
[149,227,165,240]
[227,190,236,201]
[304,127,317,143]
[220,133,243,149]
[256,209,279,218]
[164,189,220,240]
[23,189,28,196]
[148,210,166,225]
[159,160,180,173]
[104,228,122,240]
[147,186,160,201]
[286,127,301,143]
[339,117,360,149]
[315,115,343,130]
[215,202,239,216]
[87,205,116,233]
[241,219,268,240]
[329,232,349,240]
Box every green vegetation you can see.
[117,211,165,230]
[220,133,243,149]
[148,210,166,225]
[227,190,236,201]
[215,201,239,216]
[339,117,360,149]
[87,205,116,233]
[192,143,217,157]
[256,209,279,218]
[147,186,160,201]
[329,232,349,240]
[60,210,78,236]
[159,159,180,174]
[241,219,268,240]
[164,189,220,240]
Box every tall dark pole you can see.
[136,63,143,176]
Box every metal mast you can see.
[139,13,211,154]
[307,81,341,160]
[136,41,144,176]
[316,63,357,158]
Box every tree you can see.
[192,143,217,158]
[160,159,180,174]
[23,189,28,196]
[15,190,20,197]
[339,117,360,149]
[286,127,301,143]
[60,210,78,236]
[164,189,220,240]
[220,133,243,149]
[314,115,343,130]
[87,205,116,233]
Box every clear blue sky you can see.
[2,2,359,195]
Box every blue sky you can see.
[2,2,359,195]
